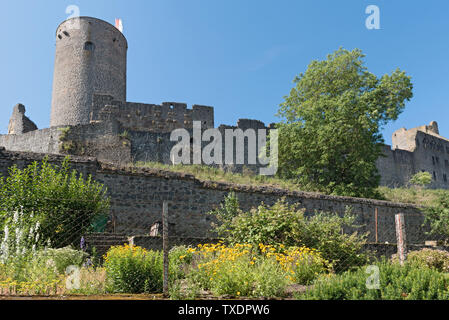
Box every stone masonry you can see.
[376,121,449,189]
[0,148,429,244]
[7,104,37,135]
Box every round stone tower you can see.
[50,17,127,127]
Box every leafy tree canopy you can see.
[276,48,413,198]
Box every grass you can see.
[377,186,449,207]
[134,161,311,192]
[134,161,449,207]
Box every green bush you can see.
[394,248,449,273]
[296,210,369,272]
[0,253,62,289]
[302,260,449,300]
[409,171,432,187]
[168,246,195,281]
[424,194,449,241]
[279,246,329,285]
[0,157,110,249]
[212,197,303,247]
[104,244,163,294]
[251,259,290,298]
[36,246,89,274]
[198,257,288,298]
[209,195,368,272]
[208,192,240,238]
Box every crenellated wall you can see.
[90,94,214,133]
[3,102,449,190]
[0,96,274,174]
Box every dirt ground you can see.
[0,294,166,300]
[0,284,310,300]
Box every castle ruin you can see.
[0,17,446,189]
[377,120,449,189]
[0,17,273,173]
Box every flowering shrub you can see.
[393,248,449,273]
[36,246,88,274]
[178,242,328,298]
[187,243,264,297]
[67,267,107,295]
[104,244,163,293]
[0,253,65,295]
[209,197,368,272]
[0,208,42,263]
[259,244,329,284]
[0,277,65,296]
[0,207,88,296]
[0,262,105,296]
[168,245,195,281]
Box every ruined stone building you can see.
[0,16,273,174]
[376,121,449,189]
[0,16,446,189]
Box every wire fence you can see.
[0,198,447,297]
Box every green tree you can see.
[207,192,241,237]
[0,157,110,249]
[424,193,449,242]
[409,171,432,187]
[277,48,413,197]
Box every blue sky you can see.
[1,0,448,145]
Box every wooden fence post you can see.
[375,208,378,243]
[395,213,407,265]
[162,201,169,296]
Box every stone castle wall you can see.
[378,123,449,189]
[0,127,63,155]
[376,145,415,187]
[91,94,214,133]
[3,100,449,188]
[0,97,274,173]
[0,148,427,243]
[8,104,38,135]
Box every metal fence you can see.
[0,197,446,297]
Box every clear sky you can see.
[1,0,448,145]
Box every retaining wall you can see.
[0,148,427,243]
